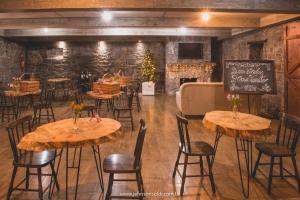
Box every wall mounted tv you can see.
[178,43,204,59]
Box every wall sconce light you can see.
[43,27,49,33]
[57,41,66,49]
[101,11,113,22]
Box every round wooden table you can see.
[18,117,122,200]
[3,90,41,117]
[203,111,271,198]
[87,91,122,113]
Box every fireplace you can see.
[180,78,197,85]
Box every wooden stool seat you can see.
[104,154,141,173]
[180,141,215,156]
[17,150,56,167]
[255,143,294,157]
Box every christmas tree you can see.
[141,49,156,82]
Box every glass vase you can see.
[73,114,79,131]
[232,104,238,120]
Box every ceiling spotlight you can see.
[43,27,49,33]
[179,27,187,34]
[101,11,113,22]
[201,12,210,22]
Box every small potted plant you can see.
[226,93,241,119]
[141,49,156,95]
[70,101,84,131]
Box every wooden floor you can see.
[0,95,300,200]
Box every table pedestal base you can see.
[213,131,253,198]
[65,146,104,200]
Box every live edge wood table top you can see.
[203,111,271,139]
[18,118,122,151]
[47,78,70,83]
[86,91,122,100]
[3,89,41,97]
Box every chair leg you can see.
[206,156,216,193]
[200,156,204,175]
[279,157,284,177]
[291,156,300,193]
[50,106,55,122]
[252,151,262,178]
[37,168,44,200]
[136,171,143,200]
[7,166,18,200]
[180,154,188,196]
[105,173,114,200]
[25,167,30,189]
[268,156,275,194]
[50,162,60,191]
[139,171,145,193]
[130,110,134,131]
[136,96,141,112]
[172,149,181,178]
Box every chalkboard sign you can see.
[224,60,276,94]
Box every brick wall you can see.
[26,40,166,93]
[222,24,286,113]
[0,38,25,85]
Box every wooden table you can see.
[18,117,122,200]
[3,90,41,117]
[47,78,71,83]
[203,111,271,198]
[87,91,122,113]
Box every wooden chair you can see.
[132,82,141,112]
[33,88,56,125]
[0,93,17,122]
[103,119,147,200]
[252,113,300,194]
[75,91,97,117]
[6,115,59,200]
[113,89,135,131]
[172,114,216,196]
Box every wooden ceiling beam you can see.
[2,28,232,38]
[0,17,260,29]
[260,14,300,27]
[0,0,299,13]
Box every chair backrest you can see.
[6,115,32,162]
[74,90,84,104]
[276,113,300,154]
[44,88,55,106]
[133,119,147,168]
[127,89,134,109]
[134,82,141,93]
[176,114,191,153]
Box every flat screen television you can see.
[178,43,203,59]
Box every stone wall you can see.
[165,37,212,94]
[222,24,286,113]
[26,40,165,93]
[0,38,25,85]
